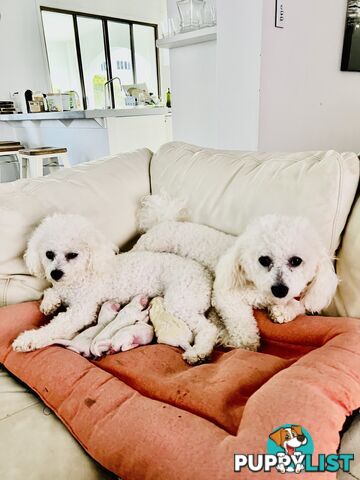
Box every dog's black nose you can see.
[50,269,64,281]
[271,284,289,298]
[297,434,305,442]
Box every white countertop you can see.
[0,106,170,121]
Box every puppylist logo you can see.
[234,424,354,474]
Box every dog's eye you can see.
[65,252,78,261]
[46,251,55,261]
[285,434,290,440]
[259,256,272,268]
[289,256,303,267]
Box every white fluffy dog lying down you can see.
[134,194,339,351]
[12,214,218,365]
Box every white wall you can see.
[167,0,360,153]
[169,41,217,147]
[216,0,262,150]
[167,0,262,150]
[0,0,50,100]
[166,0,216,147]
[259,0,360,152]
[0,0,49,141]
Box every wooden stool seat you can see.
[0,141,21,147]
[19,147,67,156]
[0,145,23,153]
[18,147,70,178]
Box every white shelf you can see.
[156,26,217,49]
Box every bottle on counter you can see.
[25,90,33,113]
[166,88,172,108]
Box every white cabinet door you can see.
[107,114,172,154]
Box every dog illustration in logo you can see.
[269,425,307,473]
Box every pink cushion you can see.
[0,301,360,479]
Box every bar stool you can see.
[18,147,71,178]
[0,142,24,180]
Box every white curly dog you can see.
[134,193,339,351]
[12,213,218,365]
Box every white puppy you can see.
[90,296,150,357]
[12,214,218,365]
[134,194,339,351]
[55,296,151,357]
[54,300,121,357]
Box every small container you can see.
[46,93,63,112]
[28,101,42,113]
[65,90,81,110]
[160,18,179,38]
[166,88,172,108]
[201,1,217,27]
[61,94,71,111]
[177,0,204,33]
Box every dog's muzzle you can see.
[271,283,289,298]
[50,269,64,281]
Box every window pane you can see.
[133,25,158,95]
[108,21,134,108]
[77,17,107,109]
[42,11,83,108]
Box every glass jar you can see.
[201,0,217,28]
[177,0,204,33]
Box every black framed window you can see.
[41,7,160,110]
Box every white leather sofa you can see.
[0,142,359,480]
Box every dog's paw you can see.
[221,331,260,351]
[12,330,48,352]
[40,300,61,316]
[182,347,211,366]
[242,337,260,352]
[90,339,112,358]
[269,306,295,324]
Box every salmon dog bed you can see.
[1,301,360,479]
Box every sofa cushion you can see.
[0,149,152,306]
[339,414,360,480]
[150,142,359,254]
[0,366,115,480]
[329,196,360,318]
[1,302,359,479]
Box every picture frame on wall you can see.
[341,1,360,71]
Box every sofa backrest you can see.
[0,149,152,306]
[150,142,359,255]
[330,195,360,317]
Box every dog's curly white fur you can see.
[13,214,218,365]
[134,194,339,351]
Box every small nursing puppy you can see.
[13,214,218,365]
[134,193,339,351]
[55,296,153,357]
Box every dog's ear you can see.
[303,251,338,314]
[215,242,249,290]
[292,425,303,436]
[86,228,118,273]
[269,428,284,446]
[24,228,45,279]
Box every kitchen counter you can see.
[0,106,170,121]
[3,106,172,165]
